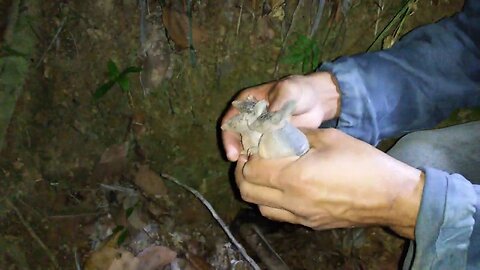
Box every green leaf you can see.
[117,228,129,246]
[117,75,130,92]
[107,60,120,79]
[93,80,116,100]
[125,205,135,218]
[112,225,125,234]
[1,46,28,58]
[122,66,142,74]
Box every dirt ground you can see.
[0,0,471,269]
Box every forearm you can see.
[319,0,480,145]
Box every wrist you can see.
[387,166,425,239]
[306,72,341,121]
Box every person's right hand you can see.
[221,72,341,161]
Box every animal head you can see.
[249,100,296,133]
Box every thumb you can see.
[267,81,297,112]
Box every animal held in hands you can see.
[222,96,310,159]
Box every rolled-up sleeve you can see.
[319,0,480,145]
[402,168,479,269]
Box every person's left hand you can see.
[235,128,425,239]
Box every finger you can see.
[258,205,301,224]
[222,129,241,161]
[239,81,275,101]
[242,155,297,188]
[234,154,249,185]
[267,80,299,112]
[221,83,276,161]
[237,180,284,208]
[221,105,243,161]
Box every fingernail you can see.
[227,148,238,161]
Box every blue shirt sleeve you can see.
[319,0,480,145]
[402,168,479,270]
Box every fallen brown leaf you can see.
[186,252,212,270]
[108,250,139,270]
[133,165,168,197]
[85,246,119,270]
[91,142,129,182]
[162,8,206,50]
[137,245,177,269]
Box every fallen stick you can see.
[161,173,261,270]
[5,198,60,269]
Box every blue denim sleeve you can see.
[401,168,479,270]
[319,0,480,145]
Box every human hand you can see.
[235,128,425,239]
[221,72,340,161]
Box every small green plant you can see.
[0,45,28,58]
[282,34,320,72]
[93,60,141,100]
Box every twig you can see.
[373,0,384,38]
[366,0,413,52]
[5,198,60,269]
[236,0,244,36]
[391,0,417,44]
[48,212,102,219]
[73,247,82,270]
[68,31,79,57]
[251,224,289,269]
[273,0,304,78]
[100,183,137,195]
[309,0,325,38]
[161,173,261,270]
[35,16,68,69]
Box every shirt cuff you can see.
[403,167,476,270]
[318,60,381,145]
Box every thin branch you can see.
[5,198,60,269]
[373,0,384,38]
[309,0,325,38]
[73,246,82,270]
[251,224,289,269]
[161,173,261,270]
[35,16,68,69]
[236,0,245,36]
[366,0,413,52]
[100,183,137,195]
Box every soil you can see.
[0,0,469,269]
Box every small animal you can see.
[222,96,310,159]
[249,101,309,159]
[221,97,268,155]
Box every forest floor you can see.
[0,0,474,269]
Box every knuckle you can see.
[258,206,272,219]
[276,79,297,95]
[238,183,253,203]
[240,192,251,202]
